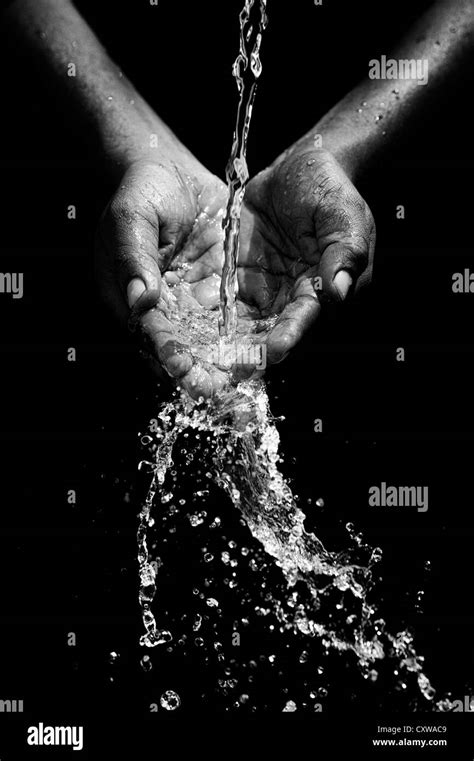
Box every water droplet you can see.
[138,460,155,473]
[370,547,383,563]
[160,690,181,710]
[140,655,152,672]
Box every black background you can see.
[1,0,474,755]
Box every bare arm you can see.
[241,0,474,341]
[279,0,474,179]
[2,0,207,180]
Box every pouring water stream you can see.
[135,0,440,710]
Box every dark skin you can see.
[4,0,474,399]
[96,149,374,398]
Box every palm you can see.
[235,148,375,360]
[107,149,373,399]
[137,157,327,395]
[131,164,270,399]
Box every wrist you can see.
[287,119,368,184]
[100,97,208,183]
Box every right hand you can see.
[95,149,375,401]
[95,159,234,399]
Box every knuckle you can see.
[107,194,137,225]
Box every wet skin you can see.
[96,149,375,399]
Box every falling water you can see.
[137,378,438,707]
[135,0,440,711]
[218,0,268,337]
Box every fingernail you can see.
[333,270,353,300]
[127,278,146,308]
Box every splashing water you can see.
[135,0,439,710]
[137,377,437,707]
[219,0,268,337]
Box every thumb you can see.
[96,195,162,324]
[316,196,375,303]
[318,242,364,303]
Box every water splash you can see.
[137,378,436,706]
[160,690,181,711]
[219,0,268,337]
[135,0,437,710]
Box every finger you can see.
[181,364,228,400]
[134,296,228,400]
[127,278,146,307]
[128,288,161,332]
[136,304,194,379]
[179,366,212,400]
[266,276,321,364]
[316,194,375,303]
[146,355,215,403]
[97,195,162,322]
[190,274,221,309]
[318,242,366,303]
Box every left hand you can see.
[238,146,376,364]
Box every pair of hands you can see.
[95,144,375,400]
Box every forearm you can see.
[3,0,206,179]
[280,0,474,180]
